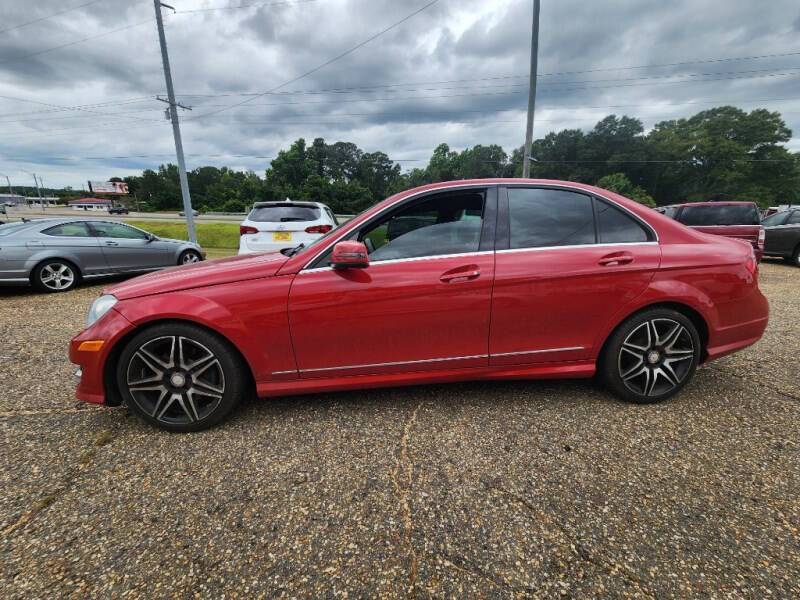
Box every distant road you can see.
[3,206,354,225]
[3,206,243,224]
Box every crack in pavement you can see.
[428,549,530,597]
[487,485,657,600]
[391,401,422,598]
[0,426,119,540]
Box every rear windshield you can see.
[249,205,321,222]
[678,204,760,226]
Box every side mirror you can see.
[331,240,369,269]
[146,233,156,242]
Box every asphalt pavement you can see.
[0,261,797,597]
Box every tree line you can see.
[95,106,798,213]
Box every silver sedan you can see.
[0,218,204,293]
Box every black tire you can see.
[31,259,80,293]
[178,249,203,265]
[600,308,701,404]
[116,322,247,432]
[792,245,800,268]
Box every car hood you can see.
[105,251,289,300]
[157,236,191,245]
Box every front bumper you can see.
[69,307,136,405]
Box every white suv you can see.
[238,201,339,255]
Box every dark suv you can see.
[108,206,129,215]
[657,201,764,261]
[761,208,800,266]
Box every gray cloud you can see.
[1,0,799,188]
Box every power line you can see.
[533,50,800,77]
[2,65,799,126]
[187,0,442,121]
[0,94,157,123]
[0,18,156,65]
[0,0,106,35]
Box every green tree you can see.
[596,173,656,207]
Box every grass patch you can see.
[126,220,240,249]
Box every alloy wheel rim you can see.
[40,263,74,290]
[126,335,225,425]
[618,318,695,397]
[182,252,201,264]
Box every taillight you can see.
[745,250,757,276]
[240,225,258,236]
[757,227,765,250]
[305,224,332,234]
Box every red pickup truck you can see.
[656,201,764,261]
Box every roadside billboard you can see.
[88,181,129,195]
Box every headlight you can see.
[87,294,118,327]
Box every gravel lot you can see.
[1,261,797,597]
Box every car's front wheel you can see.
[117,323,247,431]
[179,249,202,265]
[32,259,79,293]
[601,308,701,404]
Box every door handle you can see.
[440,268,480,283]
[105,241,119,246]
[598,251,633,266]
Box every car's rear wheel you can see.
[117,323,246,432]
[601,308,701,404]
[32,259,79,293]
[179,249,202,265]
[792,245,800,267]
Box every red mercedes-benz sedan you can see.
[70,179,769,431]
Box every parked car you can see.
[238,201,338,255]
[70,179,768,431]
[179,209,200,217]
[761,208,800,266]
[656,201,764,261]
[108,206,129,215]
[0,218,204,293]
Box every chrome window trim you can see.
[300,182,495,271]
[299,182,662,272]
[495,241,658,255]
[299,250,495,274]
[492,346,584,358]
[299,353,488,373]
[502,182,660,243]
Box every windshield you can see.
[0,222,34,237]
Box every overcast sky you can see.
[1,0,800,189]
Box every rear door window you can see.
[42,222,92,237]
[507,188,595,248]
[90,222,148,239]
[788,211,800,225]
[594,199,651,243]
[250,205,321,222]
[679,204,760,226]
